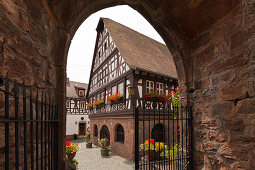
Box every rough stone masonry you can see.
[0,0,254,169]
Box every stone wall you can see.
[0,1,57,169]
[189,2,255,169]
[0,0,254,169]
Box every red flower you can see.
[144,138,155,144]
[150,139,155,144]
[66,140,71,146]
[176,129,180,132]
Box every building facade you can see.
[87,18,178,160]
[66,78,90,139]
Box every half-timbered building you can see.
[66,78,90,139]
[87,18,178,160]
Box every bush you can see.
[85,132,91,143]
[100,138,110,151]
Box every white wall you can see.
[66,114,90,135]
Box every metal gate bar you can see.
[135,100,193,170]
[0,73,59,170]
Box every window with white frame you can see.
[156,82,163,94]
[80,102,86,108]
[112,86,116,95]
[118,83,124,95]
[146,80,154,93]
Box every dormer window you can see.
[79,89,85,97]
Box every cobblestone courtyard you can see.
[70,139,135,170]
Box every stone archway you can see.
[0,0,254,169]
[151,123,164,142]
[100,125,110,145]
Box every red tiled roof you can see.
[102,18,177,79]
[66,79,88,98]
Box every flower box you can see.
[107,93,123,104]
[145,150,160,161]
[95,103,104,109]
[93,99,104,108]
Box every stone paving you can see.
[70,138,135,170]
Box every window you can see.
[112,86,116,95]
[151,124,164,142]
[79,90,85,96]
[156,82,163,94]
[66,101,70,108]
[118,83,124,95]
[146,80,154,93]
[104,42,107,50]
[80,102,85,108]
[116,124,124,143]
[94,125,98,137]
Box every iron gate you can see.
[0,73,59,170]
[135,101,193,170]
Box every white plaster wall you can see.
[66,115,90,135]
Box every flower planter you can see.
[145,97,157,102]
[86,143,92,148]
[101,150,110,157]
[67,152,76,161]
[145,150,160,161]
[95,104,104,109]
[110,97,123,105]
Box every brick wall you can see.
[90,117,135,160]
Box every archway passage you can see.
[94,124,98,137]
[100,125,110,145]
[151,123,164,142]
[116,124,125,143]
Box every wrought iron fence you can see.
[0,73,59,170]
[135,101,193,170]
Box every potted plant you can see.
[139,139,168,161]
[100,138,110,157]
[169,87,179,108]
[85,132,92,148]
[66,141,80,161]
[160,144,180,165]
[69,158,78,170]
[87,103,93,110]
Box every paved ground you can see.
[70,138,135,170]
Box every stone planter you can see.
[67,152,76,161]
[101,150,110,157]
[145,150,160,161]
[86,143,92,148]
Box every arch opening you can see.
[115,124,125,143]
[151,123,164,142]
[100,125,110,145]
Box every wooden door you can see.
[79,123,86,136]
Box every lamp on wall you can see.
[128,86,135,97]
[75,121,77,124]
[128,86,135,109]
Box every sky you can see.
[66,5,165,84]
